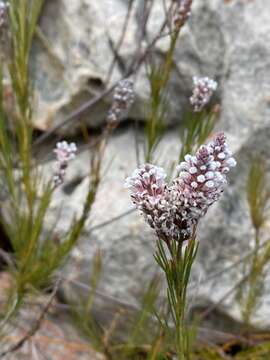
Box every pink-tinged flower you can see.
[125,164,167,208]
[173,0,193,30]
[190,76,217,112]
[54,141,77,163]
[125,164,193,242]
[107,78,135,125]
[125,133,236,243]
[53,141,77,187]
[174,132,236,221]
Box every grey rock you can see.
[30,0,270,142]
[41,124,269,331]
[49,128,165,306]
[195,127,270,329]
[34,0,270,331]
[0,273,105,360]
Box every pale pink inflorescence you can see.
[174,132,236,222]
[53,141,77,187]
[190,76,218,112]
[173,0,193,31]
[125,133,236,242]
[107,78,135,126]
[125,164,184,242]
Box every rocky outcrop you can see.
[32,0,270,331]
[40,125,268,331]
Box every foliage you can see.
[0,0,100,335]
[71,254,168,360]
[144,33,179,163]
[178,107,218,162]
[155,237,198,360]
[237,157,270,330]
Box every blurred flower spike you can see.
[190,76,218,112]
[173,0,193,31]
[107,78,135,126]
[53,141,77,187]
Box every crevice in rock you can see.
[0,221,13,270]
[87,77,104,89]
[62,176,84,195]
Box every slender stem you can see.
[243,227,260,331]
[157,237,197,360]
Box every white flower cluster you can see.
[173,0,193,31]
[190,76,218,112]
[125,164,183,242]
[125,133,236,243]
[174,132,236,222]
[107,78,135,125]
[53,141,77,187]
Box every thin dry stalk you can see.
[0,279,60,358]
[105,0,135,84]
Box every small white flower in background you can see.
[107,78,135,126]
[125,133,236,243]
[53,141,77,187]
[190,76,218,112]
[54,141,77,163]
[173,0,193,31]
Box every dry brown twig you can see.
[189,237,270,291]
[33,1,172,150]
[105,0,135,84]
[0,278,61,358]
[199,274,250,321]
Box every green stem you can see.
[157,237,197,360]
[243,227,260,331]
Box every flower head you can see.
[125,164,183,241]
[190,76,217,112]
[125,164,167,207]
[125,133,236,243]
[173,0,193,31]
[174,132,236,220]
[53,141,77,187]
[54,141,77,163]
[107,78,135,126]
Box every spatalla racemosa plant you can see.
[125,132,236,243]
[125,132,236,359]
